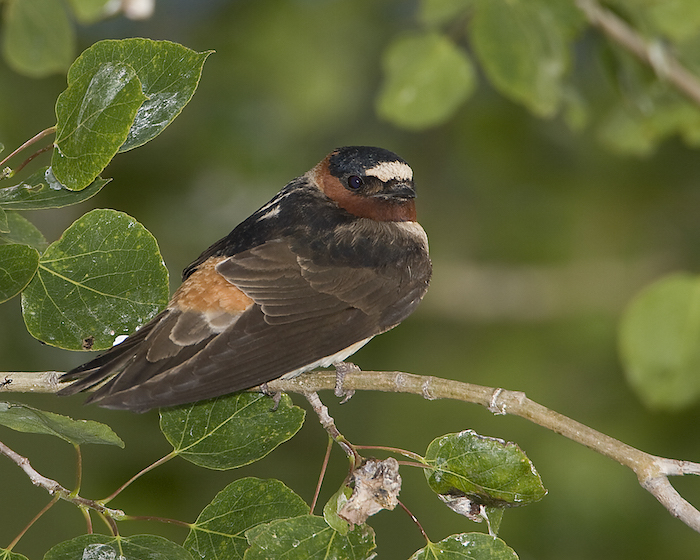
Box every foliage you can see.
[2,1,700,559]
[380,0,700,155]
[1,0,150,78]
[619,273,700,409]
[0,402,122,446]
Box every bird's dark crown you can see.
[327,146,410,178]
[327,146,414,200]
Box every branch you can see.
[305,391,360,466]
[576,0,700,107]
[266,371,700,533]
[3,369,700,532]
[0,371,62,393]
[0,438,125,520]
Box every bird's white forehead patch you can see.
[365,161,413,182]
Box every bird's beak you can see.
[376,181,416,201]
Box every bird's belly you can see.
[279,336,373,379]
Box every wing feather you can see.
[61,227,430,412]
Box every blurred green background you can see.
[2,0,700,558]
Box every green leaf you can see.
[21,209,169,350]
[245,515,376,560]
[184,478,309,560]
[2,0,75,77]
[52,60,147,190]
[160,392,305,469]
[650,0,700,42]
[598,106,657,157]
[0,402,123,446]
[377,32,475,130]
[596,45,700,155]
[109,39,213,152]
[561,86,589,132]
[410,533,518,560]
[483,506,504,535]
[0,167,109,211]
[0,244,39,303]
[471,0,568,116]
[612,0,700,43]
[44,534,192,560]
[599,95,700,156]
[0,212,47,250]
[51,39,210,189]
[0,548,30,560]
[425,430,546,508]
[323,486,353,536]
[420,0,475,27]
[619,273,700,410]
[68,0,114,24]
[0,208,7,233]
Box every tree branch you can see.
[3,368,700,532]
[0,371,62,393]
[576,0,700,107]
[268,371,700,532]
[0,438,125,520]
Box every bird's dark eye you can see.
[347,175,363,190]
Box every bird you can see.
[58,146,432,412]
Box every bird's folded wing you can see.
[59,238,402,411]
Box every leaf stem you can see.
[0,126,56,169]
[80,507,93,534]
[121,515,192,528]
[311,436,334,514]
[101,451,177,504]
[397,499,430,543]
[354,444,426,464]
[396,460,432,470]
[6,495,59,551]
[74,444,83,494]
[12,143,54,176]
[95,510,119,536]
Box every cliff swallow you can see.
[59,146,432,412]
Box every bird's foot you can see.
[333,361,359,403]
[260,382,282,411]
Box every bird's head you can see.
[308,146,417,222]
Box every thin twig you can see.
[0,438,125,520]
[576,0,700,107]
[304,392,361,468]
